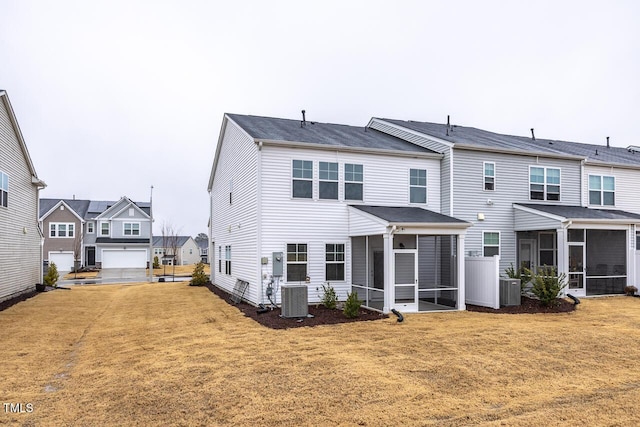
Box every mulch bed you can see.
[0,290,39,312]
[466,296,577,314]
[204,282,388,329]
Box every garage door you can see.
[102,250,147,268]
[49,252,74,271]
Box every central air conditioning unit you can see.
[281,285,308,318]
[499,278,521,307]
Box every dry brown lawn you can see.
[1,283,639,426]
[62,271,99,280]
[150,263,211,277]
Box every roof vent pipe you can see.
[446,115,450,136]
[301,110,306,127]
[531,128,536,141]
[607,136,610,148]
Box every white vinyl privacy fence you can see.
[465,255,500,309]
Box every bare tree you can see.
[161,222,180,280]
[73,231,82,278]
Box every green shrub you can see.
[343,291,362,318]
[44,262,59,287]
[189,262,209,286]
[530,266,567,306]
[321,283,338,309]
[504,263,532,292]
[153,256,160,269]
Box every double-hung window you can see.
[225,245,231,275]
[344,163,363,201]
[101,222,110,236]
[325,243,345,281]
[319,162,338,200]
[87,222,94,233]
[483,232,500,256]
[484,162,495,191]
[0,171,7,207]
[589,175,615,206]
[292,160,313,198]
[409,168,427,204]
[287,243,307,282]
[124,223,140,236]
[530,166,560,201]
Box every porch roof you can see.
[349,205,471,235]
[514,204,640,229]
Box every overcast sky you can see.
[1,0,638,236]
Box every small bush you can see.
[343,291,362,318]
[153,256,160,269]
[530,266,566,307]
[189,262,209,286]
[44,262,59,287]
[321,283,338,309]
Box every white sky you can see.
[1,0,638,236]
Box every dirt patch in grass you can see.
[205,282,388,329]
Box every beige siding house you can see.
[0,90,46,302]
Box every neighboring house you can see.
[369,118,640,298]
[196,239,208,264]
[208,114,471,313]
[152,235,200,266]
[40,196,152,270]
[0,90,46,302]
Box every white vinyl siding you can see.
[588,175,615,206]
[484,162,495,191]
[584,165,640,213]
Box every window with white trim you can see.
[319,162,338,200]
[484,162,495,191]
[409,168,427,204]
[124,222,140,236]
[530,166,560,201]
[50,223,75,238]
[218,246,222,273]
[225,245,232,275]
[344,163,363,201]
[637,231,640,250]
[87,222,94,233]
[292,160,313,199]
[0,171,7,207]
[287,243,307,282]
[101,222,110,236]
[483,232,500,256]
[589,175,615,206]
[325,243,345,281]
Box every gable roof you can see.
[39,199,89,221]
[227,114,438,154]
[40,197,150,220]
[152,236,194,247]
[378,119,640,167]
[95,196,151,219]
[0,90,46,188]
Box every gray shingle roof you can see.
[153,236,193,247]
[41,198,150,219]
[352,205,469,224]
[380,119,640,167]
[516,204,640,221]
[227,114,438,154]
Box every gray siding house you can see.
[0,90,46,302]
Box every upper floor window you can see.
[287,243,307,282]
[484,162,495,191]
[87,222,94,233]
[101,222,110,236]
[319,162,338,200]
[344,163,363,201]
[292,160,313,199]
[325,243,345,281]
[589,175,615,206]
[530,166,560,201]
[637,231,640,250]
[483,232,500,256]
[50,223,75,238]
[409,168,427,204]
[124,222,140,236]
[0,171,8,207]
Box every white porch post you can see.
[457,233,466,310]
[628,225,636,289]
[383,231,394,314]
[557,227,568,296]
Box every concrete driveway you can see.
[59,268,152,285]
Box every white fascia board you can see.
[347,205,390,227]
[368,118,455,149]
[454,144,586,162]
[258,139,444,160]
[513,204,567,222]
[391,222,471,230]
[569,218,640,226]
